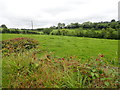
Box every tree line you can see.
[48,19,120,30]
[0,19,120,39]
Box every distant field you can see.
[2,34,118,65]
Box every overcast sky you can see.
[0,0,119,29]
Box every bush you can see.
[2,37,39,55]
[50,30,58,35]
[42,28,53,35]
[2,28,10,33]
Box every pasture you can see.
[2,34,118,64]
[2,34,119,88]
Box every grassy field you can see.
[2,34,118,65]
[2,34,119,88]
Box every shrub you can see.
[2,37,39,55]
[42,28,53,35]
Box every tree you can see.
[61,23,65,29]
[50,26,57,29]
[66,23,78,29]
[42,28,53,35]
[58,23,65,29]
[111,19,116,22]
[58,23,62,29]
[2,28,10,33]
[60,29,68,36]
[1,24,7,29]
[82,21,93,29]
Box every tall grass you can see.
[2,49,119,88]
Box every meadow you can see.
[2,34,118,64]
[1,34,119,88]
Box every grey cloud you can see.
[43,0,86,16]
[0,0,118,28]
[0,13,116,29]
[0,15,57,28]
[44,8,70,16]
[62,15,113,24]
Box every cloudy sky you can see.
[0,0,119,29]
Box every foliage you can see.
[1,28,41,34]
[1,20,120,39]
[2,37,39,55]
[42,28,53,35]
[0,24,7,29]
[2,50,119,88]
[50,28,119,39]
[50,29,69,36]
[57,23,65,29]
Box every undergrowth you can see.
[2,50,119,88]
[2,37,119,88]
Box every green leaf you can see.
[100,78,106,81]
[35,63,39,67]
[104,81,110,86]
[92,76,96,79]
[92,69,96,72]
[100,78,112,81]
[99,70,104,74]
[95,73,99,78]
[91,72,94,76]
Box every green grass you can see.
[2,34,119,88]
[2,49,119,88]
[2,34,118,65]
